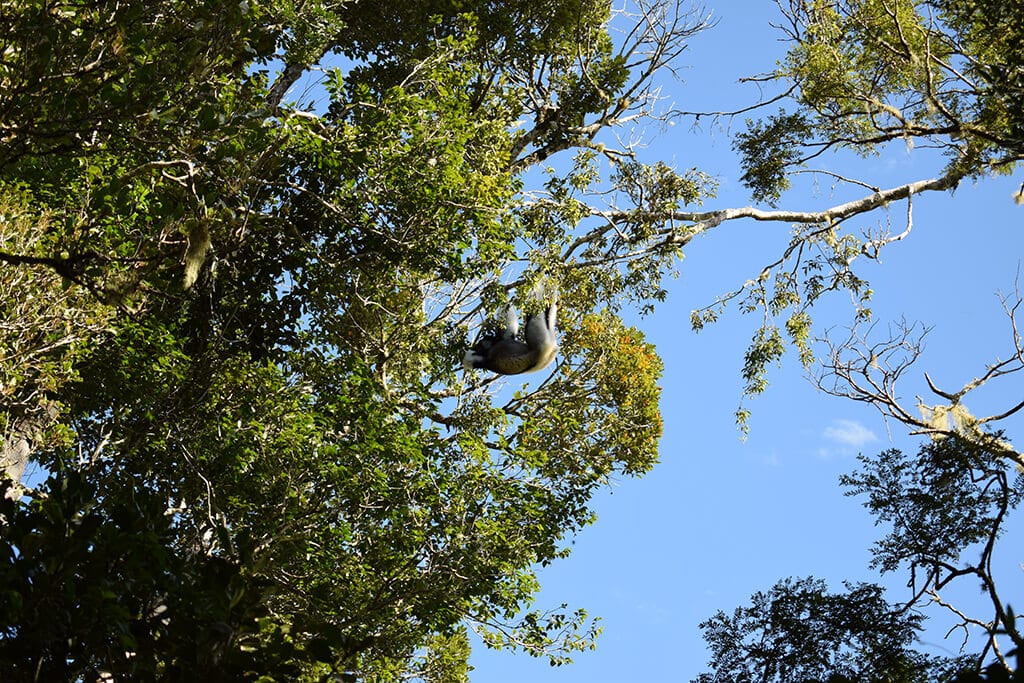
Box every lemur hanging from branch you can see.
[463,289,558,376]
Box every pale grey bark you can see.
[2,406,57,497]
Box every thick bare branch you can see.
[664,175,958,239]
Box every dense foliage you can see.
[1,0,1022,680]
[0,0,678,679]
[694,577,962,683]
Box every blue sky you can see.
[469,2,1024,680]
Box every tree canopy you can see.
[1,0,676,678]
[0,0,1022,680]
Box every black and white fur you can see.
[463,300,558,375]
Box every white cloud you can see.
[822,419,878,448]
